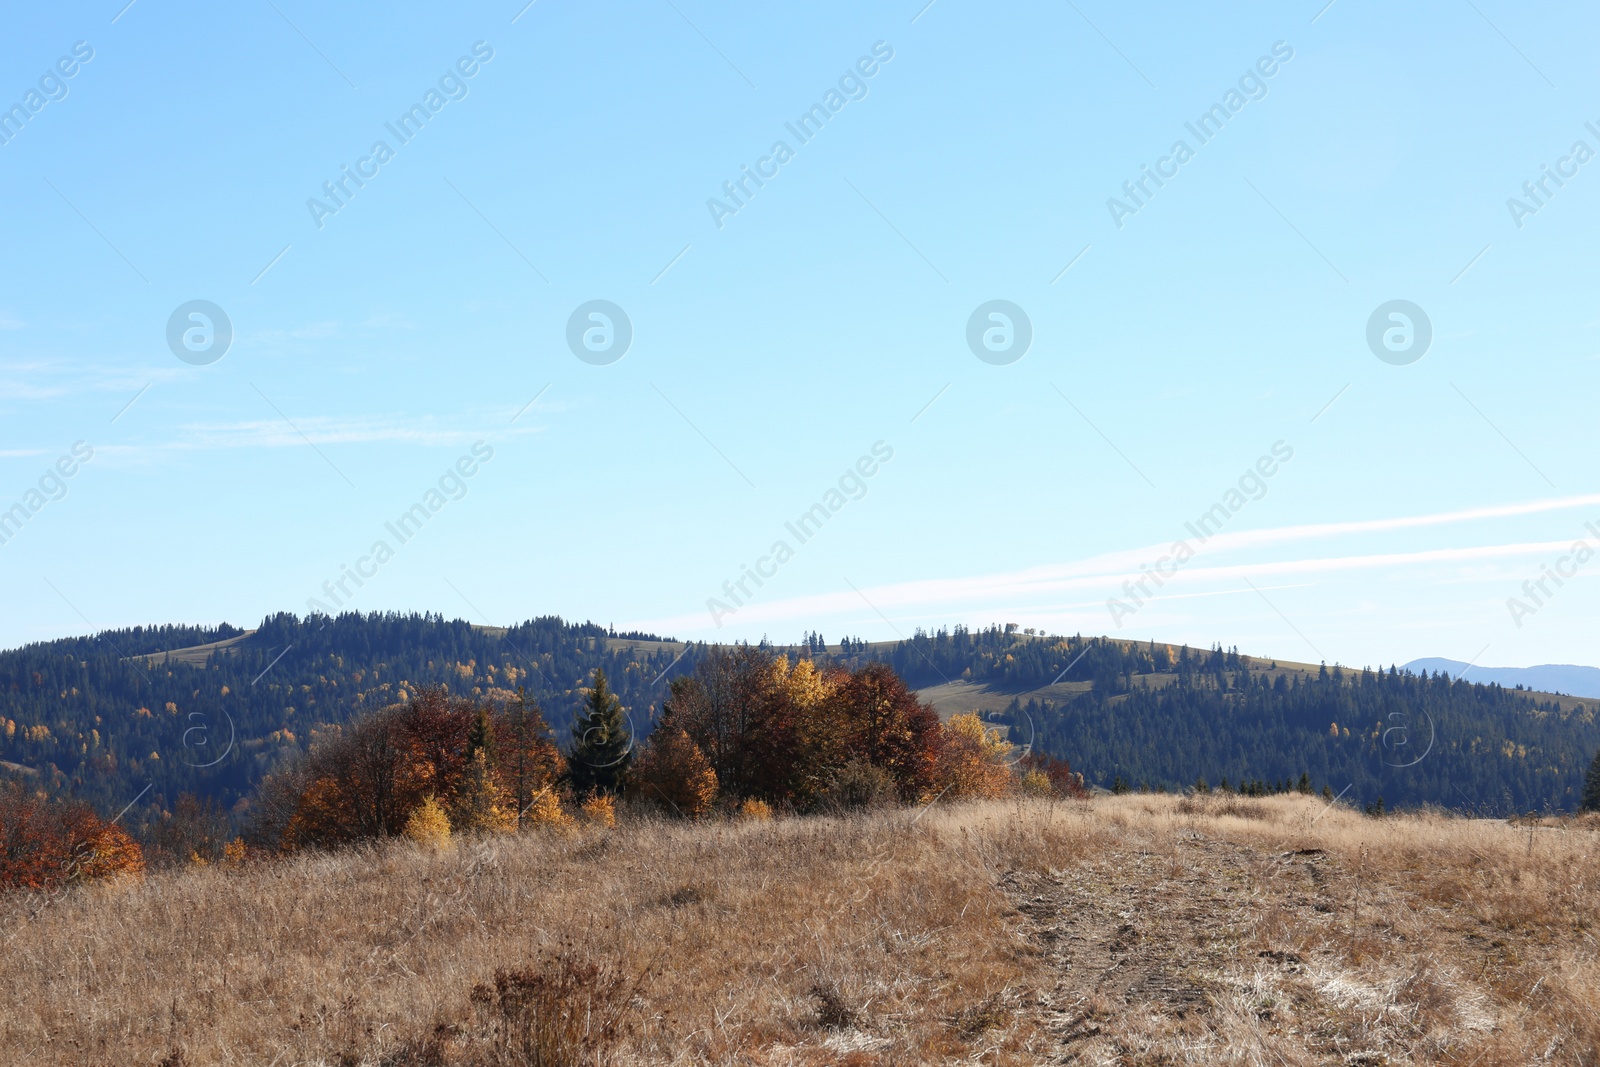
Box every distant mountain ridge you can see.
[1403,659,1600,699]
[3,614,1598,819]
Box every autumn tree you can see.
[494,688,565,829]
[261,688,477,850]
[664,650,835,806]
[825,661,943,801]
[0,780,144,892]
[933,712,1014,800]
[628,719,718,818]
[144,792,232,868]
[569,669,632,797]
[1017,752,1089,798]
[660,647,777,800]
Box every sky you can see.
[0,0,1596,671]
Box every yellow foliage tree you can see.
[934,712,1014,800]
[451,750,514,833]
[580,793,616,828]
[522,785,570,830]
[403,795,452,847]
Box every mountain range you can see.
[1,614,1597,823]
[1403,659,1600,700]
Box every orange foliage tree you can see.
[261,687,474,850]
[657,653,943,809]
[257,686,568,850]
[0,779,144,892]
[627,720,718,818]
[493,688,565,829]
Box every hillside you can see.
[1,616,1597,826]
[2,794,1595,1065]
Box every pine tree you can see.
[1583,747,1600,812]
[569,668,632,797]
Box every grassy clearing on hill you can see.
[1,795,1596,1065]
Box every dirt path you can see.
[1001,829,1357,1063]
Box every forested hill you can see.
[0,614,1596,820]
[870,626,1600,815]
[0,613,695,817]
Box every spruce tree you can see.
[569,668,632,796]
[1583,747,1600,812]
[465,705,494,764]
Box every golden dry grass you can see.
[0,794,1596,1065]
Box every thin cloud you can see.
[630,494,1600,634]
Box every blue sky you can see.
[1,0,1596,671]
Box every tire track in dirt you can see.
[1002,830,1340,1061]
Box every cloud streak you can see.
[630,494,1600,635]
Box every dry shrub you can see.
[467,951,634,1066]
[809,980,858,1030]
[818,759,899,812]
[579,794,615,829]
[737,797,773,821]
[522,787,569,830]
[1175,792,1271,820]
[1019,768,1053,797]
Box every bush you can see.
[738,797,773,821]
[403,796,452,848]
[1016,753,1090,798]
[1019,769,1053,797]
[933,712,1013,800]
[0,780,144,892]
[523,786,570,831]
[580,793,616,829]
[817,759,899,813]
[468,951,634,1066]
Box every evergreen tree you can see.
[465,704,494,764]
[1583,748,1600,812]
[569,668,632,796]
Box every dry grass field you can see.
[2,794,1597,1065]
